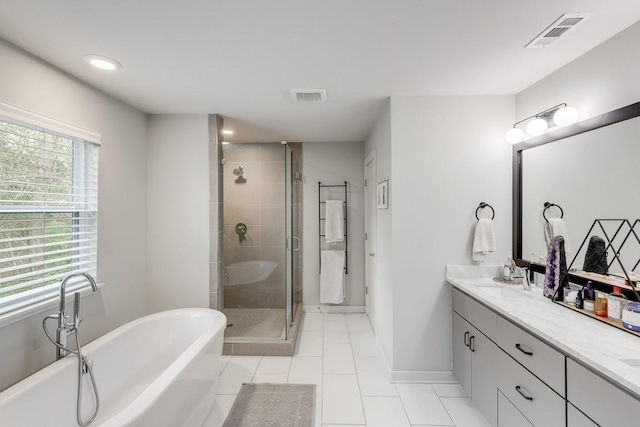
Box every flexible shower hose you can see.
[43,315,100,426]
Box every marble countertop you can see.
[446,265,640,399]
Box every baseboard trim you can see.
[389,370,456,383]
[302,305,365,313]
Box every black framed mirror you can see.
[512,100,640,269]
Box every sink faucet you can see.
[55,272,98,360]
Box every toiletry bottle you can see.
[595,291,608,317]
[503,251,514,281]
[607,286,628,321]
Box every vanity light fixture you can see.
[222,129,234,135]
[505,103,579,144]
[221,141,230,145]
[83,54,122,71]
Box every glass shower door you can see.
[284,143,302,340]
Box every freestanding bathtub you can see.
[0,308,227,427]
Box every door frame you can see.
[364,150,376,330]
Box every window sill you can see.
[0,282,105,330]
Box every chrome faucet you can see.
[55,272,98,360]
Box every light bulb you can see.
[526,118,548,137]
[505,127,524,144]
[553,106,579,127]
[83,54,122,71]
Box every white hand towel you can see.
[472,218,496,261]
[325,200,344,244]
[544,218,571,253]
[320,250,345,304]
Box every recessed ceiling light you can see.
[222,129,234,135]
[83,54,122,71]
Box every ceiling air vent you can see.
[291,89,327,103]
[525,12,594,49]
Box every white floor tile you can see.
[252,373,288,383]
[322,375,366,425]
[362,396,411,427]
[219,355,232,375]
[354,357,397,397]
[441,397,492,427]
[201,394,236,427]
[256,356,292,374]
[288,356,323,395]
[323,330,350,344]
[350,330,381,357]
[295,329,323,356]
[323,342,356,374]
[346,313,372,332]
[324,313,348,332]
[396,383,454,426]
[217,356,261,395]
[432,382,468,398]
[302,312,324,331]
[322,425,366,427]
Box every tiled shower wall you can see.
[222,143,286,308]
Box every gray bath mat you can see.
[223,383,316,427]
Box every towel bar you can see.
[475,202,495,220]
[319,181,348,275]
[543,202,564,222]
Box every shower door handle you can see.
[291,236,300,251]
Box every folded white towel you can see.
[472,218,496,262]
[325,200,344,244]
[544,218,571,253]
[320,250,345,304]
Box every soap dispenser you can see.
[503,251,514,281]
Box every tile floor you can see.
[203,312,491,427]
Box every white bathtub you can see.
[0,308,226,427]
[224,260,277,285]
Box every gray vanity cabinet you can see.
[567,404,598,427]
[452,289,498,427]
[497,391,534,427]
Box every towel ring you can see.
[475,202,495,220]
[543,202,564,222]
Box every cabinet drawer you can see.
[498,390,534,427]
[497,349,564,427]
[567,403,598,427]
[452,288,497,340]
[496,316,565,396]
[567,358,640,427]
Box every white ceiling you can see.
[1,1,639,142]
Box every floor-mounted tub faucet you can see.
[54,272,98,360]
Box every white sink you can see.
[476,286,531,299]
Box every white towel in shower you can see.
[544,218,571,253]
[472,218,496,262]
[325,200,344,244]
[320,250,345,304]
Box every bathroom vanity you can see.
[447,266,640,427]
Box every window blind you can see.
[0,103,99,314]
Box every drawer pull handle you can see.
[469,335,475,352]
[464,331,470,347]
[515,386,533,401]
[516,343,533,356]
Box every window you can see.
[0,103,100,316]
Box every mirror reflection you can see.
[521,114,640,276]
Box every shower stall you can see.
[220,141,302,352]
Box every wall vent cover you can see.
[291,89,327,103]
[525,12,594,49]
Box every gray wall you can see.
[0,39,148,391]
[302,141,365,308]
[146,115,210,313]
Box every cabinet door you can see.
[471,327,498,427]
[497,390,534,427]
[452,311,472,397]
[568,403,599,427]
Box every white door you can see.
[364,152,376,330]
